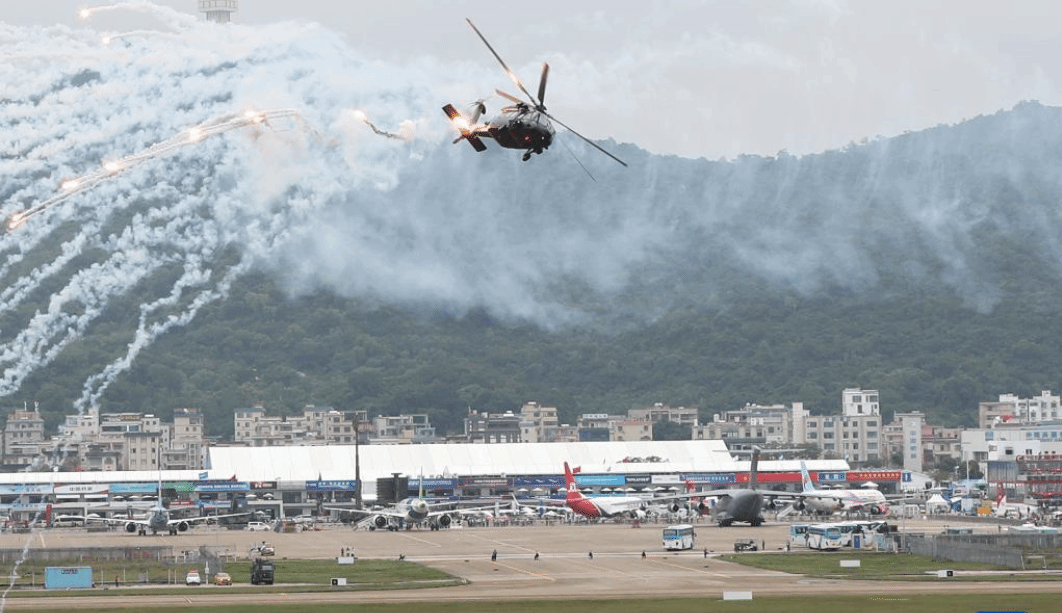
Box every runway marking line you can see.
[396,533,442,547]
[563,559,641,579]
[489,561,556,582]
[465,533,535,553]
[647,557,730,578]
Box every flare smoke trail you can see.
[7,2,1059,428]
[0,4,448,413]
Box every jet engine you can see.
[373,515,389,529]
[669,502,688,513]
[869,504,885,515]
[124,522,138,533]
[437,514,452,528]
[629,509,647,520]
[176,521,190,532]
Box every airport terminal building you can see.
[0,440,874,521]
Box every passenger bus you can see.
[788,523,810,548]
[662,524,696,550]
[834,520,887,547]
[805,524,844,550]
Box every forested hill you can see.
[9,101,1062,439]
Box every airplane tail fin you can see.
[442,104,488,152]
[800,461,816,493]
[564,462,584,501]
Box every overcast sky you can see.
[6,1,1061,160]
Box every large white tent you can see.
[205,440,740,483]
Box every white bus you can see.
[662,524,696,550]
[834,520,887,547]
[788,523,810,548]
[806,524,844,550]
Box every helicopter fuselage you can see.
[483,112,553,154]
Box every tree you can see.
[960,459,983,480]
[652,419,690,441]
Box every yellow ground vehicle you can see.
[213,572,232,586]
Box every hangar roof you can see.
[0,441,851,486]
[206,440,740,483]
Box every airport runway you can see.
[0,518,1059,609]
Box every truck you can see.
[250,558,275,585]
[733,539,759,552]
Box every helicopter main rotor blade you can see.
[467,18,538,107]
[537,62,549,109]
[495,89,525,105]
[542,110,628,167]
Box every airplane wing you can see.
[682,488,740,499]
[84,515,148,527]
[326,507,404,519]
[170,511,250,526]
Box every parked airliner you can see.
[86,478,248,535]
[794,461,890,515]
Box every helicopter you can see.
[443,18,627,167]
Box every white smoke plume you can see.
[4,2,1062,419]
[0,4,459,410]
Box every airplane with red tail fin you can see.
[563,462,650,519]
[561,462,708,520]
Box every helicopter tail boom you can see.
[442,104,488,152]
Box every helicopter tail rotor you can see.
[442,104,487,152]
[470,99,487,124]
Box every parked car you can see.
[733,539,759,552]
[245,521,272,532]
[185,569,201,585]
[213,572,232,586]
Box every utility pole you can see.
[354,413,362,508]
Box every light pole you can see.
[354,414,362,509]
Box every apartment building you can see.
[465,409,521,443]
[370,414,435,443]
[518,402,560,443]
[979,391,1062,428]
[234,405,372,446]
[1,407,48,469]
[627,403,700,428]
[694,402,805,449]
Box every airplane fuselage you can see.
[715,490,765,526]
[803,490,889,514]
[147,509,169,532]
[395,497,431,523]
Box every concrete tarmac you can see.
[0,517,1059,609]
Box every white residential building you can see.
[979,391,1062,427]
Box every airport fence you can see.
[0,546,172,563]
[901,532,1062,568]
